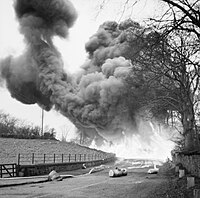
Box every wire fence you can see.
[17,152,113,165]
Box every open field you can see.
[0,138,106,164]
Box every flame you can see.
[90,122,175,161]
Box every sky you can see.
[0,0,165,140]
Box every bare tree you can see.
[0,111,19,136]
[60,124,73,142]
[128,27,200,150]
[94,0,200,150]
[154,0,200,39]
[152,0,200,150]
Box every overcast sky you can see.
[0,0,164,140]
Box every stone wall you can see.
[172,151,200,178]
[17,156,116,176]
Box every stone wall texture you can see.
[172,152,200,178]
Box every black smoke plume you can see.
[0,0,150,143]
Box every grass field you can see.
[0,138,107,164]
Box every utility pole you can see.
[41,108,44,137]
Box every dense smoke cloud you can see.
[0,0,150,143]
[0,0,77,110]
[0,52,52,109]
[15,0,77,42]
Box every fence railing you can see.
[0,163,17,178]
[17,153,112,165]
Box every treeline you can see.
[0,110,56,140]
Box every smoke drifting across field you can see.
[0,0,175,157]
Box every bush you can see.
[0,110,56,140]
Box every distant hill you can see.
[0,137,107,164]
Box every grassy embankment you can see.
[0,137,106,164]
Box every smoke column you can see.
[0,0,77,111]
[0,0,175,153]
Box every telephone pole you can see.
[41,108,44,137]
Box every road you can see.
[0,159,168,198]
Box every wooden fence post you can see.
[43,154,46,164]
[69,154,71,162]
[17,154,20,165]
[79,154,81,161]
[62,154,64,163]
[75,154,76,162]
[0,165,2,178]
[12,164,15,177]
[53,154,56,163]
[32,153,34,164]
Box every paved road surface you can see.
[0,159,167,198]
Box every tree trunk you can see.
[181,101,196,151]
[184,129,195,151]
